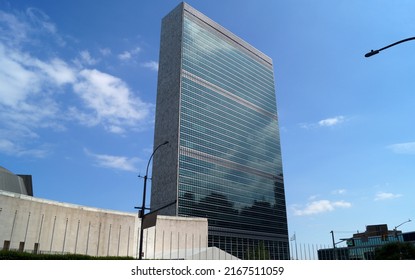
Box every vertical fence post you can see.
[162,230,165,260]
[191,234,194,260]
[145,229,148,259]
[177,231,180,259]
[127,226,131,257]
[169,231,172,260]
[185,233,187,260]
[153,228,157,260]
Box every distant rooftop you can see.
[0,166,33,196]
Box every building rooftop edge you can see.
[0,190,208,223]
[181,2,273,65]
[0,189,136,217]
[157,215,207,223]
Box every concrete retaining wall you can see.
[0,190,209,259]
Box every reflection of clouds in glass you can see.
[177,13,285,236]
[184,17,233,55]
[183,17,276,113]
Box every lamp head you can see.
[365,50,379,57]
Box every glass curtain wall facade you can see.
[151,3,289,259]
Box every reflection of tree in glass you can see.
[179,191,199,217]
[197,192,238,227]
[240,200,277,233]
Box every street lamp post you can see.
[138,140,169,260]
[330,231,348,260]
[365,37,415,57]
[393,219,412,239]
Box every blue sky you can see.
[1,0,414,248]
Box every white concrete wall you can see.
[142,215,208,259]
[0,190,210,259]
[0,190,138,257]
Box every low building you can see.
[0,191,213,259]
[0,189,221,259]
[318,224,414,260]
[0,166,33,196]
[0,167,235,259]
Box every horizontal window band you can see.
[182,70,277,120]
[180,146,283,181]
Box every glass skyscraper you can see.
[151,2,289,259]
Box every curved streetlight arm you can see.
[145,140,169,176]
[394,219,412,231]
[140,140,169,216]
[365,37,415,57]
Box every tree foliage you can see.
[374,242,415,260]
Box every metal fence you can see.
[289,242,332,260]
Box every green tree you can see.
[374,242,415,260]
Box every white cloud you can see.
[118,51,132,60]
[31,57,77,85]
[318,116,345,127]
[0,43,71,142]
[374,192,402,201]
[0,45,39,106]
[118,47,141,61]
[300,116,346,129]
[332,189,347,195]
[74,50,99,66]
[0,139,49,158]
[0,7,64,47]
[293,200,352,216]
[0,8,154,158]
[73,69,152,133]
[308,195,320,201]
[99,48,111,56]
[26,7,57,35]
[84,148,139,172]
[387,142,415,155]
[0,10,30,45]
[141,61,159,71]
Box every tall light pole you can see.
[330,231,337,260]
[365,37,415,57]
[330,231,348,260]
[138,140,169,260]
